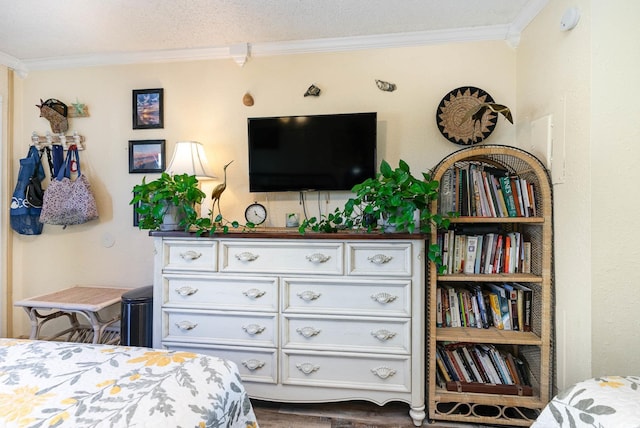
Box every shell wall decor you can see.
[375,79,396,92]
[304,84,321,97]
[242,92,254,106]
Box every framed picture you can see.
[132,88,164,129]
[133,201,141,227]
[129,139,166,173]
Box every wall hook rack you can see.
[31,131,85,150]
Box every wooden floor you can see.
[251,400,487,428]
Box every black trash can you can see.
[121,285,153,347]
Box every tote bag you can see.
[10,145,45,235]
[40,145,99,226]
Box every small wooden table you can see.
[14,286,127,344]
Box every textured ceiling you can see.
[0,0,543,72]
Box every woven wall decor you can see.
[436,86,497,145]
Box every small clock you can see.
[245,202,267,225]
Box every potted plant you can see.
[299,159,452,269]
[131,172,256,234]
[131,173,206,231]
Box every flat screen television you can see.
[247,112,377,192]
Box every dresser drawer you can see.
[282,277,411,317]
[347,242,414,276]
[219,240,343,275]
[163,309,277,347]
[163,274,278,311]
[162,239,217,272]
[282,350,411,393]
[282,314,410,354]
[163,342,277,384]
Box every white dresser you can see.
[152,232,426,426]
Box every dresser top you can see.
[150,228,426,240]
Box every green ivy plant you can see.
[298,159,452,270]
[130,173,254,234]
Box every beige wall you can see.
[518,0,640,387]
[517,0,592,388]
[10,42,516,336]
[590,1,640,377]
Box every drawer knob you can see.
[305,253,331,264]
[297,290,321,302]
[296,362,320,375]
[296,327,321,338]
[243,288,266,299]
[242,324,266,335]
[371,329,397,341]
[242,359,266,371]
[175,321,198,331]
[175,286,198,296]
[371,292,398,304]
[371,366,397,379]
[180,250,202,261]
[368,254,393,265]
[235,252,259,262]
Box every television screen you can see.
[248,112,377,192]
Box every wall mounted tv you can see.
[247,112,377,192]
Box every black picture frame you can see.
[133,88,164,129]
[133,200,141,227]
[129,139,166,173]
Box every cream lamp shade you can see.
[166,141,216,180]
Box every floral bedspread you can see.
[0,338,258,428]
[532,376,640,427]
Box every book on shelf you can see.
[487,283,511,330]
[491,175,508,218]
[436,228,531,276]
[528,182,537,216]
[439,282,532,333]
[439,168,455,215]
[435,348,453,383]
[436,286,443,328]
[499,176,518,217]
[510,177,523,216]
[522,242,532,273]
[487,291,504,329]
[436,346,458,381]
[446,285,461,328]
[520,178,531,217]
[463,235,479,274]
[442,163,537,219]
[502,283,519,331]
[437,343,533,393]
[512,283,533,332]
[471,167,490,216]
[447,347,472,382]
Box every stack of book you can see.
[438,162,537,218]
[436,283,533,332]
[437,229,532,275]
[435,342,533,395]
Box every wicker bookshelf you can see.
[427,145,553,426]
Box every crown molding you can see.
[4,23,525,75]
[507,0,549,47]
[0,52,27,77]
[250,25,511,57]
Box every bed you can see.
[0,338,258,428]
[532,375,640,427]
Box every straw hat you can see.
[436,86,497,145]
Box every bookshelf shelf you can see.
[428,145,553,427]
[438,273,542,282]
[437,327,542,345]
[449,217,545,224]
[434,389,544,407]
